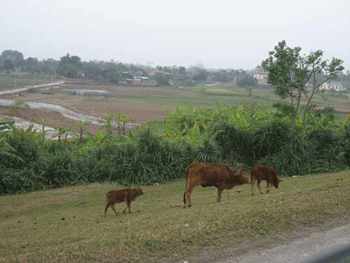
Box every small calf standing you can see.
[250,164,279,195]
[104,187,143,217]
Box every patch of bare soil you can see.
[0,90,176,126]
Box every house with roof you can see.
[252,65,269,86]
[318,81,344,91]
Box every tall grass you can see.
[1,103,349,195]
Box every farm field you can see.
[0,79,274,129]
[1,170,350,262]
[1,78,349,131]
[0,74,53,90]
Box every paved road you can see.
[216,224,350,263]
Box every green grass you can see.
[1,170,350,262]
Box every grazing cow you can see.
[104,187,143,217]
[250,164,279,195]
[183,162,250,208]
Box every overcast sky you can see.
[1,0,349,70]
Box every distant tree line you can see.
[0,49,348,88]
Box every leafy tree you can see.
[23,57,40,73]
[236,74,258,97]
[163,66,171,73]
[41,58,58,75]
[1,50,24,67]
[82,60,123,84]
[179,66,186,74]
[102,65,121,84]
[236,74,258,88]
[155,74,169,86]
[57,53,82,78]
[213,70,231,82]
[192,69,208,83]
[82,61,103,80]
[3,59,15,73]
[262,40,344,126]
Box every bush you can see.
[36,149,83,187]
[213,123,255,165]
[0,168,44,195]
[253,121,293,160]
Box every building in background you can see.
[318,82,344,91]
[252,65,269,86]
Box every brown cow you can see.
[183,162,250,208]
[104,187,143,217]
[250,164,279,195]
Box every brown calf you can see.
[183,162,250,208]
[104,187,143,217]
[250,164,279,195]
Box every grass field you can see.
[1,170,350,262]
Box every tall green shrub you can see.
[213,123,255,166]
[253,121,293,160]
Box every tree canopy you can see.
[262,40,344,126]
[236,74,258,88]
[3,59,15,72]
[57,53,82,78]
[1,50,24,67]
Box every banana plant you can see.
[74,120,91,142]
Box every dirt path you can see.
[215,223,350,263]
[0,81,64,95]
[172,215,350,263]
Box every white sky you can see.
[1,0,349,70]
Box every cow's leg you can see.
[104,202,110,217]
[257,179,263,195]
[183,192,187,208]
[251,177,256,196]
[267,181,272,194]
[110,203,118,216]
[123,201,131,213]
[217,187,224,202]
[184,177,200,208]
[184,190,193,208]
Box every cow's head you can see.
[135,187,144,196]
[273,177,280,188]
[268,167,279,188]
[228,169,250,186]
